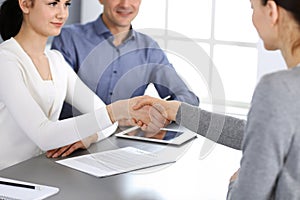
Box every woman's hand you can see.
[133,95,181,122]
[138,105,170,133]
[107,98,157,124]
[46,133,98,158]
[229,168,240,182]
[118,105,169,133]
[107,96,179,132]
[118,118,138,127]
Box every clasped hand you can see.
[108,96,171,132]
[129,96,170,131]
[47,96,170,158]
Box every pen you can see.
[0,180,36,190]
[163,95,171,100]
[160,128,182,132]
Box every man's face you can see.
[99,0,141,32]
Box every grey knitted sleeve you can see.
[175,103,245,150]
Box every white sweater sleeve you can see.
[64,65,106,113]
[63,64,118,142]
[0,60,112,151]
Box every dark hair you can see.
[262,0,300,26]
[0,0,23,41]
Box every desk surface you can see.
[0,133,241,200]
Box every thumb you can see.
[132,102,145,110]
[132,96,153,110]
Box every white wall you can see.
[257,40,286,81]
[65,0,81,25]
[80,0,103,24]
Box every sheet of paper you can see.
[0,177,59,200]
[56,147,175,177]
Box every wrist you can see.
[106,104,115,123]
[92,132,99,143]
[95,132,102,142]
[107,100,129,123]
[166,101,181,121]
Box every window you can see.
[132,0,286,117]
[80,0,286,117]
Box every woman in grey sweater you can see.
[134,0,300,198]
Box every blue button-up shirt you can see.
[52,15,199,118]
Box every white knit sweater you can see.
[0,38,114,170]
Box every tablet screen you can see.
[124,129,183,141]
[116,125,197,145]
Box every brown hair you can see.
[262,0,300,54]
[262,0,300,24]
[0,0,35,41]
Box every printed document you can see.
[56,147,175,177]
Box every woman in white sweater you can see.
[0,0,164,170]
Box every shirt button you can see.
[113,70,117,74]
[110,92,113,95]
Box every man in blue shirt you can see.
[52,0,199,119]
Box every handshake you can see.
[107,95,182,133]
[47,96,181,158]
